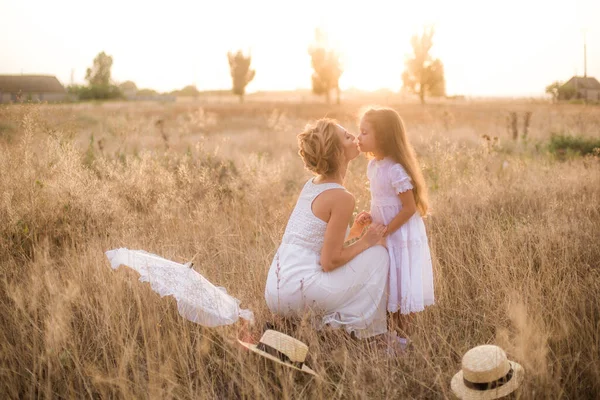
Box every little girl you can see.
[356,107,434,337]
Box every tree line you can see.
[69,28,446,105]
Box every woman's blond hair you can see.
[362,107,429,216]
[297,118,343,177]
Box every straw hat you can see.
[238,330,317,376]
[451,345,524,400]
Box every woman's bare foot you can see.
[237,320,259,344]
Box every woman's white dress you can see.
[368,158,435,314]
[265,178,390,339]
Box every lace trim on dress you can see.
[391,178,414,194]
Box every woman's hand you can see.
[361,223,388,247]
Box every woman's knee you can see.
[371,245,389,262]
[360,245,389,269]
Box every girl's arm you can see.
[385,190,417,236]
[320,192,386,272]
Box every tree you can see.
[309,29,343,104]
[77,51,122,100]
[545,81,576,102]
[85,51,113,87]
[545,81,561,103]
[137,88,159,97]
[402,27,446,104]
[174,85,200,97]
[559,84,576,101]
[227,50,255,103]
[119,81,138,99]
[119,81,137,91]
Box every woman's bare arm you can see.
[319,191,385,272]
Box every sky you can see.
[1,0,598,97]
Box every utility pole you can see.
[583,29,588,103]
[584,30,587,78]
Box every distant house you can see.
[0,75,67,103]
[560,76,600,101]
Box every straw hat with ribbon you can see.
[238,330,317,376]
[451,345,524,399]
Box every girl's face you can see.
[336,124,359,162]
[358,117,379,155]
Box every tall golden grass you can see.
[1,100,599,399]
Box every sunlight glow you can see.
[1,0,598,96]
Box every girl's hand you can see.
[349,211,373,238]
[355,211,372,227]
[361,223,387,247]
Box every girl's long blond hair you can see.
[362,107,429,216]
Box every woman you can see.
[265,118,390,339]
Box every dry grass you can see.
[1,99,599,399]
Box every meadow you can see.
[1,97,599,399]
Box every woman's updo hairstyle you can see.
[297,118,343,176]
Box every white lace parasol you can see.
[105,248,254,327]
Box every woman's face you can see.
[336,124,359,162]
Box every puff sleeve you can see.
[390,163,413,194]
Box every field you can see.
[1,98,599,399]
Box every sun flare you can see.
[1,0,599,96]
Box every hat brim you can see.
[451,361,524,400]
[238,339,317,376]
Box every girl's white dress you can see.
[265,178,390,339]
[368,158,435,314]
